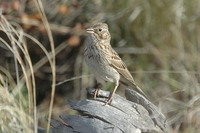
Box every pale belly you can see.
[85,56,120,85]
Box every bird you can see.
[84,23,147,104]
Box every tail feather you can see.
[134,84,148,99]
[120,76,148,99]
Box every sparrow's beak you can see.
[86,27,94,34]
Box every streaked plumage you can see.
[84,23,147,104]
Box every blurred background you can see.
[0,0,200,132]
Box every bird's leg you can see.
[94,84,102,99]
[105,81,119,105]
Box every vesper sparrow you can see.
[84,23,147,104]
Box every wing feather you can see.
[104,45,135,84]
[103,44,148,98]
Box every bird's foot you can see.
[104,96,113,105]
[94,88,100,99]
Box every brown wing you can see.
[104,45,148,98]
[104,45,135,84]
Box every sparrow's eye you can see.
[99,28,102,32]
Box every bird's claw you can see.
[104,96,113,105]
[94,88,100,99]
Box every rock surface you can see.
[46,88,169,133]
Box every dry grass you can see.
[0,14,35,132]
[0,0,200,133]
[0,1,56,131]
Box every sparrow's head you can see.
[86,23,111,42]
